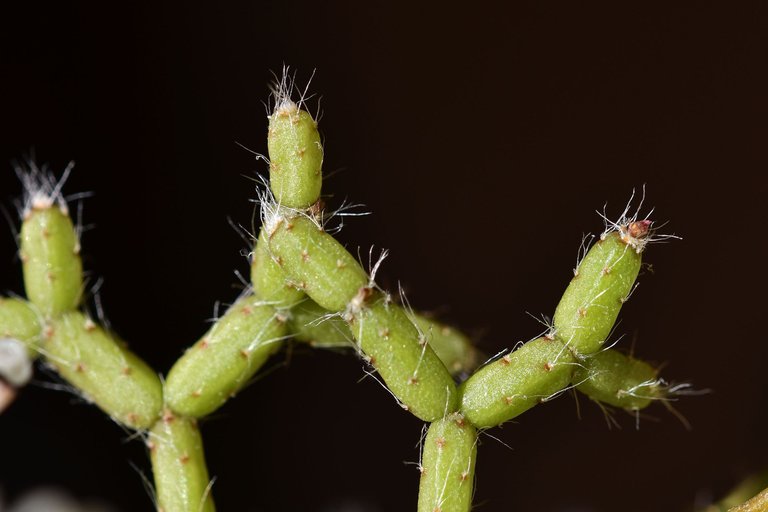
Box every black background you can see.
[1,2,767,511]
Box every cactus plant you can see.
[1,73,747,512]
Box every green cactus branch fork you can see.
[0,75,701,512]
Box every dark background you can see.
[1,2,766,511]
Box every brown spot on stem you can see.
[308,199,325,218]
[121,367,132,376]
[357,286,373,302]
[267,220,283,240]
[435,437,446,449]
[179,454,190,464]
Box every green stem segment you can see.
[459,337,576,428]
[573,349,660,410]
[349,294,458,421]
[267,102,323,209]
[251,227,306,307]
[417,413,477,512]
[0,297,42,358]
[287,298,352,348]
[150,412,216,512]
[165,294,287,418]
[20,206,83,317]
[553,232,642,356]
[267,214,368,312]
[412,315,478,376]
[45,312,163,430]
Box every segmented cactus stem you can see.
[0,77,687,512]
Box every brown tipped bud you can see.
[627,220,651,239]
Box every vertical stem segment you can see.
[267,102,323,209]
[418,414,477,512]
[20,206,83,317]
[150,412,216,512]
